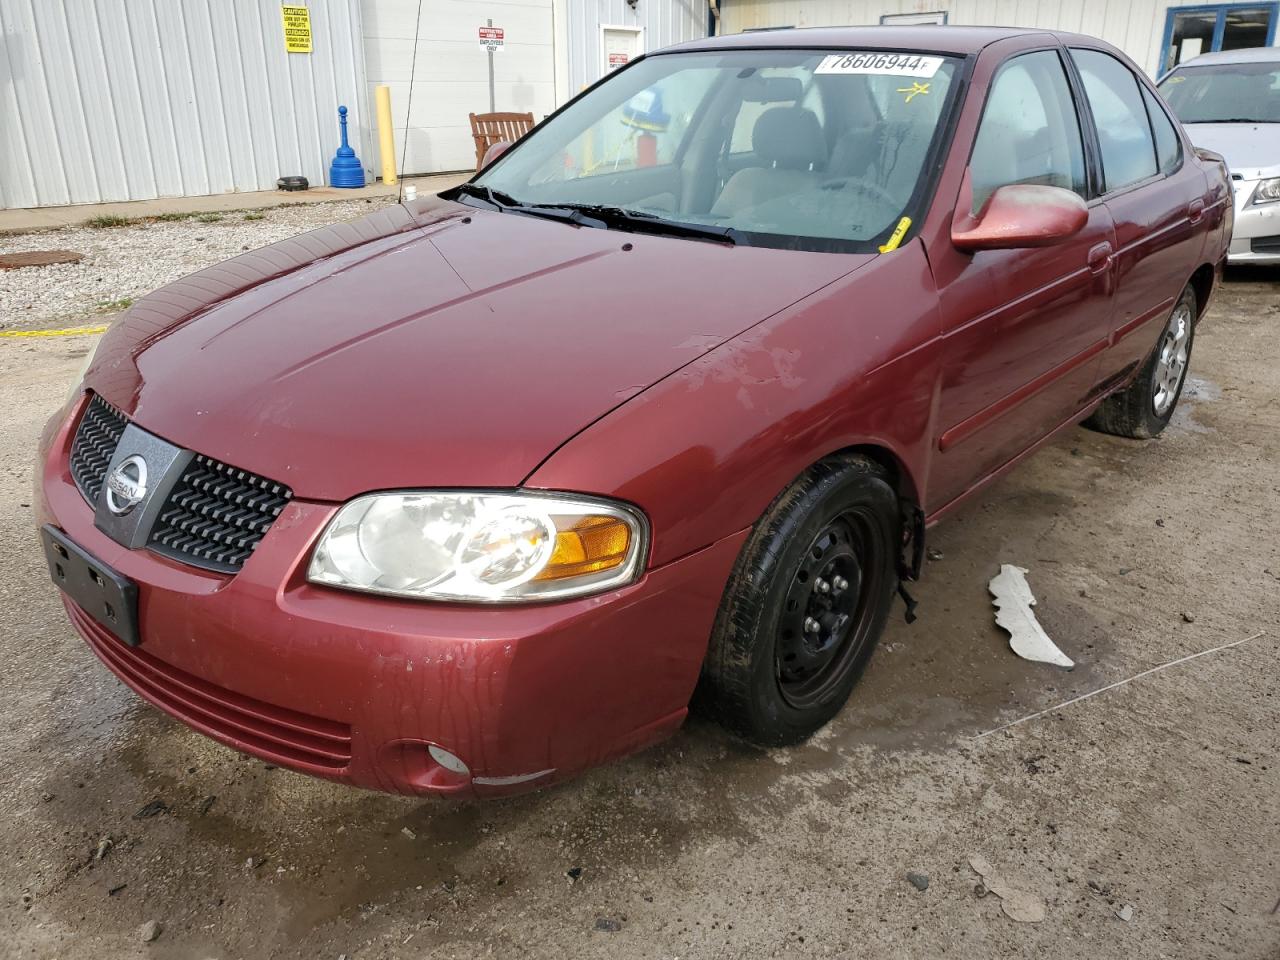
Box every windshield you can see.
[1158,60,1280,123]
[465,49,962,252]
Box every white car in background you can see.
[1159,47,1280,264]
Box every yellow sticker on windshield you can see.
[1166,75,1186,83]
[897,81,930,103]
[879,217,912,253]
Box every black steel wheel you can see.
[699,454,899,745]
[776,512,883,709]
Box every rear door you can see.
[927,47,1116,511]
[1068,47,1209,391]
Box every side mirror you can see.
[952,170,1088,252]
[481,140,513,168]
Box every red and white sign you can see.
[479,26,504,52]
[608,52,629,70]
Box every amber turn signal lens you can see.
[534,516,633,581]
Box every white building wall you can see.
[362,0,558,176]
[361,0,704,177]
[0,0,370,209]
[719,0,1215,76]
[560,0,707,96]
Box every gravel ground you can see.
[0,199,395,331]
[0,204,1277,959]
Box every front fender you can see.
[524,242,943,568]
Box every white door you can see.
[601,25,643,76]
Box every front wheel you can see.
[1086,284,1197,439]
[699,454,899,746]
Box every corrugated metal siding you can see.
[0,0,370,209]
[362,0,558,176]
[717,1,1238,76]
[564,0,707,93]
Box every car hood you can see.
[1182,122,1280,179]
[88,201,866,501]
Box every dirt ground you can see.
[0,243,1276,958]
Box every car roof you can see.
[661,25,1065,57]
[1175,46,1280,67]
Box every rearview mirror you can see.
[740,75,804,103]
[952,173,1088,252]
[481,140,513,168]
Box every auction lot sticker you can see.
[815,53,943,77]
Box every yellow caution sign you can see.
[878,216,912,253]
[281,5,312,54]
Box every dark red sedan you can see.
[38,26,1230,797]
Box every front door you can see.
[927,47,1116,512]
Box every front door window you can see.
[1162,4,1278,74]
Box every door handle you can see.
[1187,199,1205,222]
[1087,241,1113,273]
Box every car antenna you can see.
[398,0,425,204]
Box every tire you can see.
[699,454,899,746]
[1086,285,1197,439]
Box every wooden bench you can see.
[469,112,535,170]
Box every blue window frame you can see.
[1159,3,1280,76]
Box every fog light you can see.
[427,744,470,776]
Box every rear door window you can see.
[1141,86,1182,175]
[1070,49,1159,192]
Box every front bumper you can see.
[37,398,745,797]
[1227,180,1280,263]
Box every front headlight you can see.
[1251,178,1280,205]
[308,492,648,602]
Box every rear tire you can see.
[700,454,899,746]
[1086,285,1196,439]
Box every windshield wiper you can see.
[445,189,739,243]
[446,182,522,209]
[545,204,741,245]
[446,184,607,227]
[1197,117,1267,124]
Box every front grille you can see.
[1251,235,1280,254]
[148,455,293,573]
[68,394,292,574]
[70,600,352,772]
[69,395,127,504]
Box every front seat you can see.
[712,106,828,218]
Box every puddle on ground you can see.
[1168,375,1220,435]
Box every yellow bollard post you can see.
[375,85,397,185]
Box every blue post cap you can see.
[329,104,366,188]
[621,89,670,132]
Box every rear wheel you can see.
[1086,284,1196,439]
[700,454,899,746]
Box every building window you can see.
[1160,3,1279,74]
[879,12,948,25]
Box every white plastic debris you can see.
[970,854,1047,923]
[988,564,1074,668]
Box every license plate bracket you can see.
[41,525,140,647]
